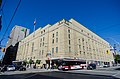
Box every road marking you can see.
[24,73,38,79]
[112,73,120,78]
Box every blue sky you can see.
[0,0,120,58]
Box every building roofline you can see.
[69,18,109,44]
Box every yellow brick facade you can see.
[16,19,114,66]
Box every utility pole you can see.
[33,18,36,37]
[113,44,117,55]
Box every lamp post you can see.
[47,51,52,70]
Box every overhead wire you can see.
[0,0,7,11]
[96,23,120,32]
[0,0,21,44]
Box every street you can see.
[1,66,120,79]
[0,71,116,79]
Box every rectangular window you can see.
[84,52,85,55]
[80,51,81,54]
[43,37,45,41]
[81,30,83,32]
[56,47,58,53]
[69,40,70,45]
[52,39,54,44]
[69,46,71,52]
[53,34,54,38]
[68,34,70,39]
[34,56,35,59]
[52,48,54,53]
[56,38,58,43]
[79,45,81,49]
[40,50,41,53]
[83,46,85,50]
[43,42,44,46]
[56,32,58,36]
[82,38,84,42]
[41,38,42,42]
[32,42,34,52]
[68,29,70,33]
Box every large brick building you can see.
[16,19,114,66]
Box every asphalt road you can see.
[0,71,118,79]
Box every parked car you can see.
[87,63,96,70]
[103,64,110,68]
[19,66,26,71]
[7,65,16,71]
[15,65,26,71]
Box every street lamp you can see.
[46,51,52,70]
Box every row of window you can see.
[52,38,58,44]
[41,37,45,42]
[68,29,71,52]
[52,47,58,53]
[68,27,108,47]
[41,30,45,34]
[78,38,108,49]
[52,32,58,44]
[78,45,100,51]
[52,32,58,38]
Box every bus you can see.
[58,59,86,70]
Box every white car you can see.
[7,65,16,71]
[103,65,109,68]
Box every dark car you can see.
[15,65,26,71]
[19,66,26,71]
[87,63,96,70]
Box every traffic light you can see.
[1,48,5,52]
[106,50,110,54]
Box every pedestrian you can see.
[43,64,46,69]
[33,64,36,69]
[51,63,54,69]
[46,64,49,70]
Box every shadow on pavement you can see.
[0,72,63,79]
[0,71,119,79]
[115,68,120,70]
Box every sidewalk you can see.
[0,68,59,75]
[96,66,120,71]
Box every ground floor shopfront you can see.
[38,57,114,69]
